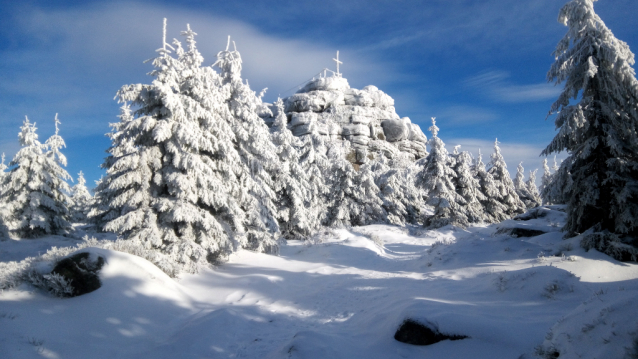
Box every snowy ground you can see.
[1,207,638,359]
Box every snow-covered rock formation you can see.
[264,76,428,165]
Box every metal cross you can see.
[333,51,342,77]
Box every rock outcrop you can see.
[264,76,428,164]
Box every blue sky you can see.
[1,0,637,187]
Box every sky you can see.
[1,0,637,187]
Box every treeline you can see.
[2,0,638,271]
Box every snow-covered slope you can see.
[1,207,637,358]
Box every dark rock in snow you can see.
[514,207,550,221]
[496,227,547,238]
[51,252,105,297]
[394,319,467,345]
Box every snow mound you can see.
[536,288,638,359]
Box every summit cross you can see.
[333,51,342,77]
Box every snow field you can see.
[1,206,637,358]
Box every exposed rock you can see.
[514,207,550,221]
[381,120,409,142]
[495,227,547,238]
[394,319,468,346]
[50,252,105,297]
[342,124,370,137]
[267,76,428,164]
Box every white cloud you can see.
[465,70,561,103]
[0,2,390,144]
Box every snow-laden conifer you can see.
[542,0,638,235]
[473,149,507,223]
[416,118,468,228]
[0,153,7,195]
[93,24,279,271]
[453,150,486,223]
[488,140,526,218]
[271,98,324,238]
[0,117,72,237]
[214,37,280,250]
[539,159,552,203]
[370,155,425,225]
[70,171,92,223]
[526,169,542,208]
[514,163,540,209]
[324,142,386,227]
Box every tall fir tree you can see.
[0,153,7,195]
[0,153,9,239]
[214,37,280,250]
[416,118,468,228]
[323,142,386,227]
[539,158,553,204]
[0,117,71,238]
[270,98,323,238]
[526,169,542,207]
[370,155,425,225]
[488,139,526,218]
[70,171,93,223]
[542,0,638,235]
[453,150,487,223]
[474,149,508,223]
[514,162,540,209]
[92,23,278,271]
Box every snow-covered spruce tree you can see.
[453,150,487,223]
[0,153,7,239]
[0,153,7,195]
[270,98,323,238]
[214,37,280,250]
[70,171,92,223]
[93,24,278,271]
[416,118,468,228]
[542,0,638,236]
[0,117,72,238]
[473,149,508,223]
[323,141,386,227]
[488,139,526,218]
[539,158,552,203]
[89,105,137,230]
[370,155,425,225]
[526,170,542,207]
[514,162,540,209]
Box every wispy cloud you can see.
[464,70,561,103]
[435,105,498,125]
[0,2,390,143]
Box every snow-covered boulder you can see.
[342,124,370,137]
[363,85,394,109]
[344,88,375,107]
[298,76,350,93]
[381,119,409,142]
[285,90,345,113]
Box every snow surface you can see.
[1,207,638,358]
